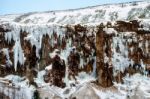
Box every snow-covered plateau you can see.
[0,1,150,99]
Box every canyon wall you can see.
[0,24,96,87]
[0,19,149,87]
[96,20,150,87]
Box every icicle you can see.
[14,41,19,71]
[145,40,149,54]
[91,57,96,77]
[5,32,12,43]
[13,40,24,71]
[80,57,84,69]
[64,66,69,87]
[130,47,134,55]
[138,42,143,48]
[140,59,145,70]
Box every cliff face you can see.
[0,24,97,87]
[96,20,150,87]
[0,20,149,88]
[0,1,150,89]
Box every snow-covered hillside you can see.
[0,1,150,25]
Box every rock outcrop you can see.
[96,20,150,87]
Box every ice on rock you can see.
[80,57,84,69]
[5,75,23,83]
[13,40,24,71]
[103,27,117,34]
[1,48,12,67]
[112,34,130,73]
[3,22,69,71]
[140,59,145,70]
[91,57,96,77]
[145,40,149,54]
[0,75,36,99]
[122,73,150,98]
[5,32,13,43]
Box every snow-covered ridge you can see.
[0,1,150,25]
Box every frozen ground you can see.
[0,72,149,99]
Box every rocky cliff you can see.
[0,1,150,99]
[96,20,150,87]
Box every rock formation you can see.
[0,0,149,94]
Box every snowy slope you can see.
[0,1,150,25]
